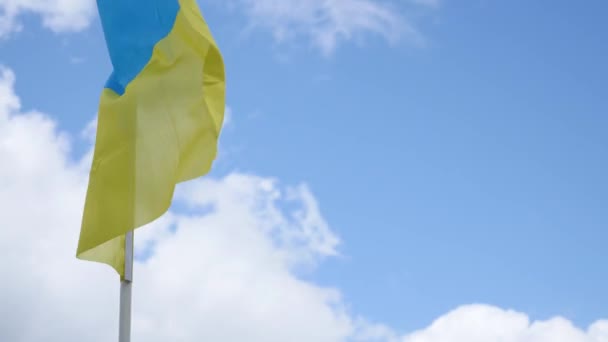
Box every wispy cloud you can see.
[222,0,433,56]
[69,56,85,64]
[0,0,95,38]
[410,0,441,9]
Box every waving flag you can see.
[76,0,225,278]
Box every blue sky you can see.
[1,0,608,340]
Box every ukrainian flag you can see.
[76,0,225,278]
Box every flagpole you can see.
[119,230,134,342]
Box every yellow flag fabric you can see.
[76,0,225,278]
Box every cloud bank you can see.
[0,65,365,341]
[403,305,608,342]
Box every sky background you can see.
[1,0,608,341]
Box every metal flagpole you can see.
[119,230,134,342]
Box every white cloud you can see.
[402,305,608,342]
[1,66,608,342]
[0,0,95,38]
[0,65,355,342]
[133,174,353,342]
[0,67,19,111]
[222,0,428,55]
